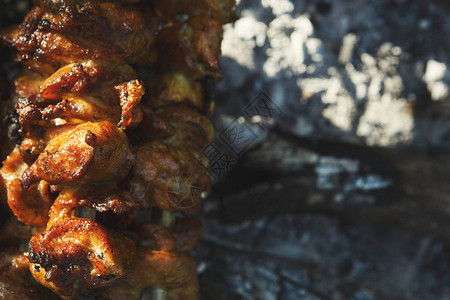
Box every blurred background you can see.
[1,0,450,299]
[196,0,450,299]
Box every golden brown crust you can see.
[115,79,145,129]
[128,105,212,215]
[14,63,143,130]
[0,0,235,298]
[135,218,202,252]
[153,16,224,78]
[1,3,162,74]
[47,187,136,228]
[145,71,216,114]
[20,121,134,189]
[0,149,54,227]
[0,248,58,300]
[29,218,135,298]
[102,248,199,300]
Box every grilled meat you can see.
[0,0,235,298]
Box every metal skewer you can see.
[141,287,168,300]
[159,209,176,229]
[76,206,169,299]
[75,207,96,220]
[140,209,176,300]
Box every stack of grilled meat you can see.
[0,0,235,299]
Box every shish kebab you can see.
[0,0,235,299]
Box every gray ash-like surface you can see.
[216,0,450,150]
[199,0,450,299]
[196,214,450,300]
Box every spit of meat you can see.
[0,0,235,299]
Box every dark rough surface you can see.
[197,0,450,299]
[196,214,450,300]
[196,131,450,299]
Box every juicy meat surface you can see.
[15,62,143,130]
[47,187,136,228]
[129,105,213,216]
[20,121,134,189]
[154,16,224,78]
[1,149,54,226]
[0,248,58,300]
[101,248,199,300]
[145,71,216,114]
[0,0,234,298]
[29,218,135,298]
[2,4,161,74]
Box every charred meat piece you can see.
[14,62,143,129]
[101,248,199,300]
[129,105,212,216]
[153,16,224,78]
[0,0,235,298]
[20,121,134,189]
[47,187,136,228]
[145,71,216,114]
[0,149,54,227]
[0,248,59,300]
[29,218,135,298]
[1,4,161,73]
